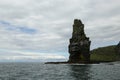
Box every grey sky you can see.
[0,0,120,61]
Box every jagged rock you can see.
[68,19,91,62]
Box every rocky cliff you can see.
[68,19,91,62]
[116,41,120,55]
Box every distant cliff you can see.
[91,43,120,61]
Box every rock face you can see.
[68,19,91,62]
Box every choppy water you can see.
[0,62,120,80]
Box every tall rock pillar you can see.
[68,19,91,62]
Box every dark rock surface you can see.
[45,61,113,64]
[68,19,91,62]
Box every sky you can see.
[0,0,120,62]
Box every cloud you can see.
[0,0,120,61]
[0,21,37,34]
[0,49,66,62]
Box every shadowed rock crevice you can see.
[68,19,91,63]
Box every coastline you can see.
[45,61,114,64]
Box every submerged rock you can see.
[68,19,91,62]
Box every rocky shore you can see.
[45,61,114,64]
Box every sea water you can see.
[0,62,120,80]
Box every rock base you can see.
[45,61,113,64]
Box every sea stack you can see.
[68,19,91,63]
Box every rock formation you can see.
[68,19,91,63]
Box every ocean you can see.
[0,62,120,80]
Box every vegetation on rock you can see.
[91,44,120,61]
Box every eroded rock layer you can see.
[68,19,91,62]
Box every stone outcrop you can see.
[68,19,91,63]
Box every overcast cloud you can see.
[0,0,120,61]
